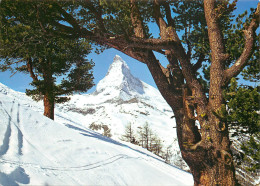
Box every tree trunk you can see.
[43,94,55,120]
[174,109,236,186]
[187,139,237,186]
[192,163,236,186]
[42,60,55,120]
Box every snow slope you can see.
[0,83,193,185]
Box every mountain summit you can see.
[96,55,144,100]
[58,55,176,147]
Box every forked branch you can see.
[223,3,260,86]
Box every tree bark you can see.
[43,93,55,120]
[193,163,236,186]
[42,60,55,120]
[173,109,236,186]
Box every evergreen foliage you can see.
[241,136,260,172]
[0,1,94,119]
[225,78,260,173]
[225,78,259,136]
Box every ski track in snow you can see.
[0,99,82,185]
[0,99,135,184]
[0,123,11,157]
[0,100,24,157]
[0,154,140,172]
[16,102,23,155]
[0,101,12,157]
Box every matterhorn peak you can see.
[113,55,125,64]
[96,55,144,100]
[106,55,130,77]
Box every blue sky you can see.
[0,0,258,93]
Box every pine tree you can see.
[0,1,94,120]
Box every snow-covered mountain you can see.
[0,77,193,185]
[96,55,146,99]
[57,55,177,147]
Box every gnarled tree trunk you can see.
[174,111,236,186]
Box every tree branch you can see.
[27,58,39,82]
[153,0,169,40]
[36,5,47,34]
[82,1,106,32]
[223,3,260,86]
[128,37,179,50]
[130,0,145,38]
[161,1,175,27]
[53,2,93,37]
[129,0,181,107]
[185,26,192,60]
[146,51,182,107]
[204,0,229,111]
[153,0,207,111]
[54,3,81,31]
[192,53,205,72]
